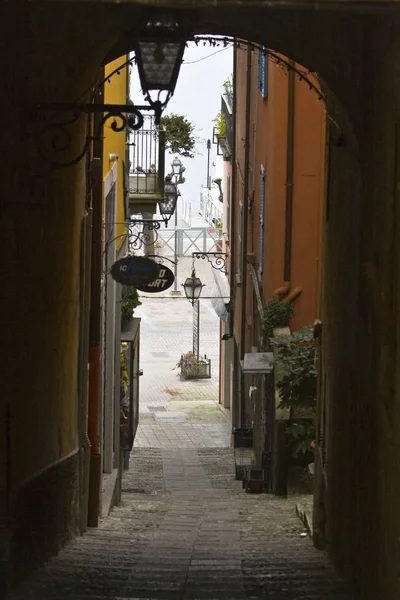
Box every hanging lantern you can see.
[158,176,178,222]
[133,16,186,103]
[182,268,204,305]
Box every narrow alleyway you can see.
[9,260,356,599]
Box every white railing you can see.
[199,189,223,226]
[181,196,192,227]
[157,227,220,257]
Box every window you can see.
[258,48,268,100]
[259,165,266,277]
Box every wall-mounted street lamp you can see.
[158,175,179,221]
[133,15,186,120]
[171,156,186,184]
[33,15,187,169]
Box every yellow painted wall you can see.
[103,56,129,249]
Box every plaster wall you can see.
[251,58,325,329]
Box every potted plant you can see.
[176,351,211,380]
[212,111,226,138]
[120,285,141,330]
[261,297,295,336]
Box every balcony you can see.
[128,116,166,215]
[212,93,233,161]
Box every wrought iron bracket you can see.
[102,218,174,270]
[147,255,177,266]
[32,101,162,170]
[192,252,228,274]
[127,219,170,254]
[130,218,168,229]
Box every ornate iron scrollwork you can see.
[128,220,165,253]
[32,101,162,170]
[102,219,172,274]
[192,252,227,274]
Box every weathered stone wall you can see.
[320,16,400,599]
[1,2,400,597]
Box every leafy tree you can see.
[159,114,196,158]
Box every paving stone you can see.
[8,290,356,600]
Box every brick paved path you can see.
[9,445,355,599]
[8,286,356,599]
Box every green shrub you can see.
[121,286,141,329]
[271,326,317,411]
[286,421,316,460]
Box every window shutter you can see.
[258,48,268,100]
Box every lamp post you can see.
[170,157,186,292]
[182,269,204,358]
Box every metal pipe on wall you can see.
[284,61,296,282]
[87,92,104,527]
[229,43,237,338]
[239,45,253,427]
[229,42,238,427]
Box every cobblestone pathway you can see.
[8,288,356,599]
[9,444,355,599]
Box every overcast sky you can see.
[130,42,233,214]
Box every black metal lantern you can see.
[134,16,186,106]
[171,156,186,184]
[183,268,204,305]
[158,176,178,222]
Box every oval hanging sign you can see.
[110,256,159,286]
[136,263,175,293]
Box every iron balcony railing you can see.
[128,115,166,213]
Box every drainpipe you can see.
[206,139,211,189]
[227,43,238,424]
[229,43,237,342]
[284,62,295,282]
[239,46,252,426]
[87,89,103,527]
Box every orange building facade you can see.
[220,45,326,466]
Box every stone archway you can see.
[2,2,400,598]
